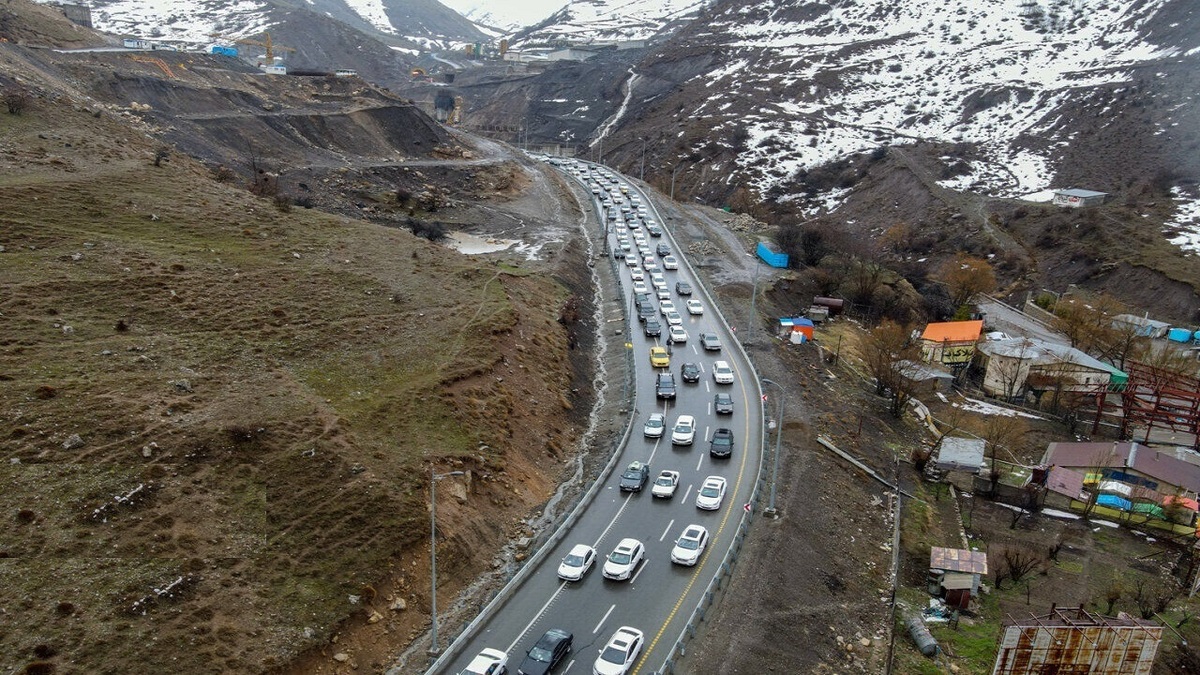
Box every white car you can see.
[665,310,683,326]
[712,360,734,384]
[602,538,645,581]
[686,299,704,315]
[662,255,679,270]
[632,280,649,295]
[624,254,639,267]
[643,412,665,438]
[651,470,680,498]
[656,287,672,301]
[695,476,727,510]
[460,648,508,675]
[557,544,597,582]
[671,414,696,446]
[593,626,645,675]
[668,325,688,343]
[670,524,710,566]
[659,300,676,316]
[629,267,644,282]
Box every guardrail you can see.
[641,176,768,674]
[418,165,637,675]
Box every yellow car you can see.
[649,346,670,368]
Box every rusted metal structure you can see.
[992,607,1162,675]
[1078,361,1200,448]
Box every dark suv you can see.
[710,428,734,458]
[643,317,662,337]
[656,243,671,257]
[655,373,677,399]
[619,461,651,492]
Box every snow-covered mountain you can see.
[439,0,562,33]
[615,0,1199,210]
[512,0,713,47]
[56,0,485,52]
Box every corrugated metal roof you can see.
[977,337,1127,380]
[930,546,988,574]
[921,320,984,343]
[935,436,986,471]
[1055,188,1108,198]
[1046,466,1085,499]
[942,572,975,590]
[1043,442,1200,494]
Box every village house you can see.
[920,320,984,368]
[974,337,1126,400]
[928,547,988,611]
[1052,188,1108,208]
[1041,441,1200,524]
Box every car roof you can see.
[677,414,695,423]
[704,476,725,486]
[715,360,730,367]
[683,525,706,538]
[568,543,593,555]
[648,412,664,420]
[615,537,640,549]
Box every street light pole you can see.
[429,468,465,655]
[670,164,683,201]
[761,378,785,518]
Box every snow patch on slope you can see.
[693,0,1179,206]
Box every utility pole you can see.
[640,138,646,180]
[670,164,683,201]
[747,255,762,345]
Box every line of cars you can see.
[480,156,735,675]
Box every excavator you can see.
[208,31,295,64]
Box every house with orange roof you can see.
[920,320,984,367]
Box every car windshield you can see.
[563,553,584,566]
[675,423,691,432]
[610,551,631,564]
[528,646,552,662]
[701,486,720,497]
[655,476,673,485]
[647,419,662,428]
[677,537,699,550]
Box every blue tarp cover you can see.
[1097,494,1132,511]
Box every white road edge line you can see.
[505,581,567,654]
[593,604,616,634]
[630,558,649,584]
[681,485,693,503]
[695,452,704,471]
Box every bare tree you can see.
[1101,574,1124,614]
[994,545,1044,589]
[982,413,1028,483]
[939,255,997,310]
[861,320,921,417]
[3,85,32,115]
[845,257,886,310]
[1082,446,1119,520]
[1132,576,1182,620]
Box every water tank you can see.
[906,614,939,657]
[1193,330,1200,343]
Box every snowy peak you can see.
[637,0,1195,202]
[514,0,713,47]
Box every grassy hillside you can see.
[0,73,582,673]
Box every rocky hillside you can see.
[1,2,596,673]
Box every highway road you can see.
[430,158,764,675]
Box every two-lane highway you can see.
[432,157,763,675]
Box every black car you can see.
[619,461,651,492]
[643,317,662,337]
[714,392,734,414]
[655,372,677,399]
[518,628,573,675]
[646,225,663,237]
[656,243,671,257]
[681,362,701,383]
[675,281,693,296]
[700,332,723,351]
[637,302,656,322]
[710,428,735,458]
[634,292,652,310]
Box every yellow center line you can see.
[632,360,757,673]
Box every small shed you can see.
[928,547,988,610]
[807,305,829,323]
[935,437,986,473]
[920,320,984,366]
[1112,314,1171,339]
[897,360,955,393]
[1052,188,1108,208]
[812,297,845,316]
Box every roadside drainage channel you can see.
[415,163,637,675]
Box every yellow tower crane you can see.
[209,31,295,63]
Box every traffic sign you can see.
[743,502,752,513]
[761,394,768,402]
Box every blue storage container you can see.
[756,241,789,268]
[1168,327,1193,343]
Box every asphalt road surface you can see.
[433,160,764,675]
